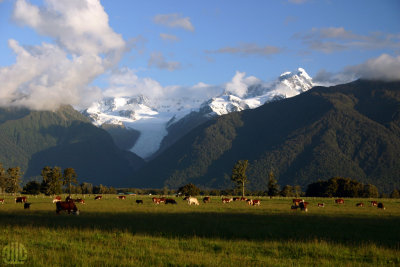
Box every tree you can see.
[231,160,248,197]
[80,182,93,194]
[0,164,6,193]
[280,185,294,197]
[362,183,379,198]
[23,181,41,195]
[6,167,23,194]
[267,170,280,197]
[178,183,200,196]
[63,168,78,197]
[390,189,400,198]
[41,166,62,195]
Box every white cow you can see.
[187,197,199,205]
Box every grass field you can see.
[0,194,399,266]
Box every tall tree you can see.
[267,170,280,197]
[80,182,93,194]
[0,164,6,194]
[63,168,78,197]
[178,183,200,196]
[23,181,41,195]
[231,160,248,197]
[41,166,63,195]
[6,167,23,194]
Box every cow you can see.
[203,197,211,203]
[165,199,177,204]
[370,201,378,207]
[94,196,102,200]
[117,195,126,200]
[377,203,385,210]
[187,197,199,205]
[252,199,261,206]
[233,197,240,201]
[0,199,4,204]
[136,200,143,204]
[356,202,364,207]
[52,196,62,203]
[299,201,308,212]
[183,196,190,201]
[292,199,304,207]
[240,197,248,201]
[247,199,253,205]
[222,198,233,203]
[15,197,27,203]
[152,197,166,204]
[335,199,344,204]
[24,203,31,209]
[317,203,325,207]
[75,199,85,204]
[56,201,79,215]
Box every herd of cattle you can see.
[0,195,387,215]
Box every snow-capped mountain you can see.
[83,68,314,159]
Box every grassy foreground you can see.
[0,194,399,266]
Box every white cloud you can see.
[153,13,194,32]
[0,0,125,110]
[206,43,282,57]
[159,33,179,42]
[314,54,400,85]
[225,71,260,97]
[148,52,181,71]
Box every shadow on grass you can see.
[1,211,399,249]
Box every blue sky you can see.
[0,0,399,110]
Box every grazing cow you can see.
[299,201,308,212]
[187,197,199,205]
[24,203,31,209]
[370,201,378,207]
[15,197,27,203]
[203,197,211,203]
[94,196,102,200]
[222,198,233,203]
[240,197,248,201]
[377,203,385,210]
[0,199,4,204]
[152,197,166,204]
[292,199,304,207]
[183,196,190,201]
[335,199,344,204]
[356,202,364,207]
[252,199,261,206]
[165,199,177,204]
[52,196,62,203]
[117,195,126,200]
[233,197,240,201]
[56,201,79,215]
[247,199,253,205]
[75,199,85,204]
[136,200,143,204]
[317,203,325,208]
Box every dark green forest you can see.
[133,80,400,193]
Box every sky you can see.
[0,0,399,110]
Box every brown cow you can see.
[117,195,126,200]
[252,199,261,206]
[15,196,27,203]
[317,203,325,207]
[247,199,253,205]
[152,197,166,204]
[240,197,248,201]
[233,197,240,201]
[356,202,364,207]
[222,198,233,203]
[370,201,378,207]
[203,197,211,203]
[53,196,62,203]
[377,203,385,210]
[94,196,102,200]
[0,199,4,204]
[299,201,308,212]
[335,199,344,204]
[75,199,85,204]
[56,201,79,215]
[293,199,304,206]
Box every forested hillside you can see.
[133,80,400,192]
[0,105,144,186]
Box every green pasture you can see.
[0,194,399,266]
